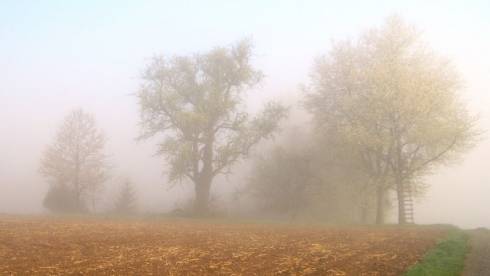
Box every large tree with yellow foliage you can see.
[306,17,477,224]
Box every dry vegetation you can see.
[0,216,446,275]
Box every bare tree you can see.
[137,40,287,214]
[40,109,109,212]
[306,16,478,224]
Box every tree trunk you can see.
[396,175,406,224]
[194,177,211,215]
[194,132,214,215]
[360,205,368,224]
[74,142,82,212]
[360,188,369,224]
[91,195,96,213]
[375,186,385,224]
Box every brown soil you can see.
[0,216,446,275]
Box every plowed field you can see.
[0,217,446,275]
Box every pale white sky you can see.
[0,0,489,228]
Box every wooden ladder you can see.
[403,183,415,224]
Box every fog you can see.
[1,1,489,228]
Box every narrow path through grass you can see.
[405,228,468,276]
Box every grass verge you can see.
[405,228,469,276]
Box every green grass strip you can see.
[405,229,469,276]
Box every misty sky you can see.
[1,0,489,228]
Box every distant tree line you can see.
[39,17,477,224]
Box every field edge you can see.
[404,227,469,276]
